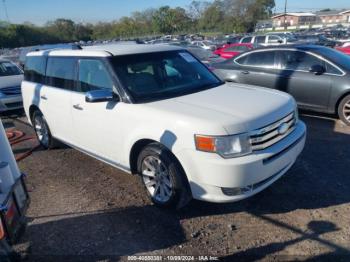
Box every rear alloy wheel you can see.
[137,143,191,208]
[32,111,57,149]
[338,95,350,126]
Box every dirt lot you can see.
[2,112,350,261]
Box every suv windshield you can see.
[0,61,22,76]
[110,51,222,103]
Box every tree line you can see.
[0,0,275,48]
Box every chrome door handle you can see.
[241,71,250,75]
[40,95,47,100]
[73,104,83,110]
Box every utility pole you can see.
[284,0,288,30]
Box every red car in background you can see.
[213,43,254,59]
[336,46,350,55]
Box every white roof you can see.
[340,10,350,15]
[27,44,183,57]
[272,12,316,18]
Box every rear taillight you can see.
[4,199,17,227]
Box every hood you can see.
[148,83,295,135]
[0,75,23,89]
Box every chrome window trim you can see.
[233,48,346,77]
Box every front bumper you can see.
[177,121,306,203]
[0,94,23,113]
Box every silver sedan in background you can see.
[0,59,24,113]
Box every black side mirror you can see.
[278,39,283,44]
[309,65,326,75]
[85,89,119,103]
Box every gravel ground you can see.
[2,112,350,261]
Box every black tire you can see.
[0,239,20,262]
[338,95,350,126]
[31,110,58,149]
[137,143,192,208]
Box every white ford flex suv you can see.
[21,44,306,208]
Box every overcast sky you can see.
[1,0,349,25]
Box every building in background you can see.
[316,9,350,24]
[271,13,316,27]
[270,10,350,28]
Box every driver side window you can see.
[235,51,277,68]
[77,59,113,93]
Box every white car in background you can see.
[21,44,306,208]
[0,59,23,113]
[191,40,216,50]
[240,34,297,46]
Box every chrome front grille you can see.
[250,112,296,151]
[0,86,21,96]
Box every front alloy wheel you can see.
[142,155,174,203]
[137,143,192,208]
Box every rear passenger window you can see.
[241,37,252,43]
[46,57,76,90]
[268,35,281,43]
[225,46,248,52]
[24,56,46,83]
[77,59,113,92]
[255,36,266,44]
[236,51,276,68]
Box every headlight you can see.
[195,133,252,158]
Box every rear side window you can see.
[268,35,282,43]
[77,59,113,92]
[236,51,277,68]
[46,57,76,90]
[24,56,46,83]
[241,37,252,43]
[255,36,266,44]
[225,45,249,52]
